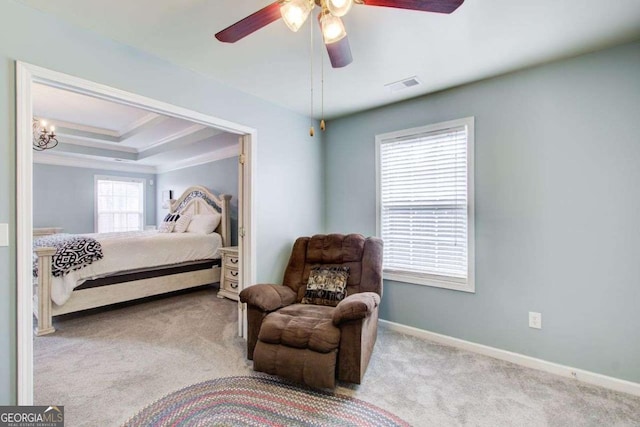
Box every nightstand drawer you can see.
[225,268,239,282]
[224,255,239,269]
[225,279,239,292]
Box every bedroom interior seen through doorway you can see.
[16,62,257,405]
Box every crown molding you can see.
[33,151,155,174]
[33,144,238,175]
[56,135,138,153]
[138,123,206,153]
[118,112,160,136]
[40,118,120,138]
[156,145,238,174]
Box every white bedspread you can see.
[49,230,222,306]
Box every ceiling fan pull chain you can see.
[320,31,326,132]
[309,16,315,137]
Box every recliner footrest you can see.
[253,341,337,389]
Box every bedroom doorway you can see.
[16,62,257,405]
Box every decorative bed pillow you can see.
[301,266,350,307]
[159,213,180,233]
[158,222,175,233]
[186,213,221,234]
[173,213,193,233]
[163,213,180,222]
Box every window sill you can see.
[383,271,475,293]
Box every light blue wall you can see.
[325,41,640,383]
[0,1,324,404]
[33,164,157,234]
[157,156,239,246]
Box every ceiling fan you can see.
[215,0,465,69]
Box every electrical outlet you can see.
[529,312,542,329]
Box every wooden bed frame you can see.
[34,185,232,336]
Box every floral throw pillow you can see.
[301,266,350,307]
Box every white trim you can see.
[137,123,206,153]
[56,135,138,153]
[33,151,156,174]
[384,272,475,293]
[16,62,34,407]
[16,61,258,405]
[239,134,256,340]
[47,119,121,138]
[93,175,146,233]
[21,63,254,134]
[375,117,475,293]
[118,112,160,136]
[155,145,239,174]
[379,319,640,397]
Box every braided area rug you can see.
[122,375,409,427]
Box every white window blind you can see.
[95,176,145,233]
[377,118,474,292]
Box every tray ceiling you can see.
[33,84,238,172]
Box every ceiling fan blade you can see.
[360,0,464,14]
[325,36,353,68]
[215,1,283,43]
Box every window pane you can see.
[96,178,144,232]
[98,213,113,233]
[126,196,138,211]
[97,181,112,196]
[126,183,140,198]
[113,183,126,196]
[128,214,140,230]
[379,124,470,282]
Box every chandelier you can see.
[33,118,58,151]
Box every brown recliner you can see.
[239,234,383,389]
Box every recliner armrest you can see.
[332,292,380,326]
[239,284,297,312]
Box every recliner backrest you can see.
[282,234,383,302]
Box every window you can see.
[376,117,475,292]
[95,175,145,233]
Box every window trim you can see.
[375,117,475,293]
[94,175,146,233]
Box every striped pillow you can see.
[163,213,181,222]
[173,213,193,233]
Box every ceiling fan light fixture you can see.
[320,12,347,44]
[281,0,313,32]
[326,0,353,17]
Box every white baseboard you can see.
[379,319,640,397]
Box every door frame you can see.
[16,61,257,405]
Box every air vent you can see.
[385,76,422,93]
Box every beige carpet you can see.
[34,287,640,426]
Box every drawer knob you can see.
[230,258,239,264]
[230,271,239,277]
[230,282,238,289]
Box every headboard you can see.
[168,185,232,247]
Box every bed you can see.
[33,185,232,336]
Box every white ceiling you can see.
[34,84,152,133]
[32,83,238,172]
[20,0,640,119]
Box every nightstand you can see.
[217,246,239,301]
[33,227,63,237]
